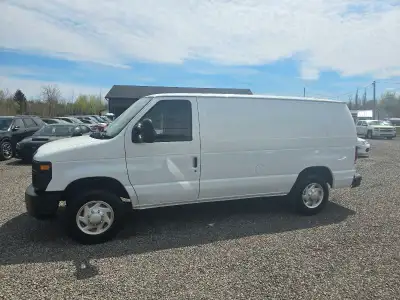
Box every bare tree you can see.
[41,84,61,116]
[0,88,12,101]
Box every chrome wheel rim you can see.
[76,201,114,235]
[302,183,324,209]
[1,141,12,159]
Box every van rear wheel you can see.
[290,175,329,215]
[66,190,125,244]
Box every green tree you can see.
[379,91,400,117]
[73,94,106,114]
[74,94,89,114]
[13,89,27,114]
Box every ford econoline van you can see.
[25,93,362,244]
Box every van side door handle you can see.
[192,156,198,168]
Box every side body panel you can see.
[196,96,356,201]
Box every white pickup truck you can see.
[356,120,396,139]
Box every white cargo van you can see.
[25,93,362,244]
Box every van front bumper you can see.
[351,173,362,188]
[25,184,61,218]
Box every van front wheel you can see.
[66,190,125,244]
[290,175,329,215]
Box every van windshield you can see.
[96,96,153,139]
[367,120,387,126]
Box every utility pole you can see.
[303,87,306,97]
[372,80,376,119]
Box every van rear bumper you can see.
[351,173,362,188]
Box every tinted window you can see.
[59,118,73,123]
[14,118,25,128]
[32,117,45,126]
[356,121,362,126]
[23,118,37,128]
[80,125,91,133]
[43,119,58,124]
[0,118,13,131]
[34,125,76,136]
[80,119,92,124]
[140,100,192,142]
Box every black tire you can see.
[366,130,372,139]
[0,140,13,161]
[387,137,393,140]
[66,190,125,244]
[290,175,329,215]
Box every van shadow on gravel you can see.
[0,197,355,275]
[5,159,31,166]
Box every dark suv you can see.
[0,115,45,160]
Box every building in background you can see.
[350,110,373,123]
[105,85,253,117]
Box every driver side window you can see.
[140,99,192,142]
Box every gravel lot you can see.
[1,139,400,299]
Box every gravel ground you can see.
[0,139,400,299]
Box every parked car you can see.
[76,116,107,131]
[356,137,370,157]
[0,115,45,160]
[25,93,362,244]
[56,117,84,124]
[74,117,99,131]
[89,115,108,123]
[356,120,396,139]
[42,118,69,125]
[100,115,113,123]
[387,118,400,126]
[15,124,92,162]
[88,115,108,131]
[105,112,115,121]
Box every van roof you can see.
[146,93,344,104]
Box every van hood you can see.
[370,125,394,129]
[33,135,124,162]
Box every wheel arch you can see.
[291,166,334,191]
[62,177,130,203]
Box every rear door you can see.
[22,117,40,137]
[124,97,201,207]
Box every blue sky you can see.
[1,0,400,100]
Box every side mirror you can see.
[12,125,20,131]
[132,118,156,143]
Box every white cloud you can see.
[0,76,109,100]
[300,64,321,80]
[1,0,400,79]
